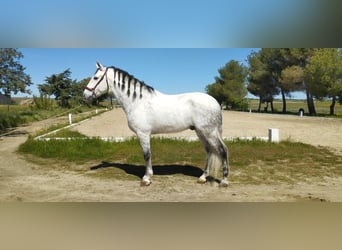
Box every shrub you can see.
[33,95,55,110]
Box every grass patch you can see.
[44,129,88,138]
[0,111,28,130]
[228,139,342,184]
[18,137,342,185]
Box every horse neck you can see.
[106,68,131,113]
[108,67,154,113]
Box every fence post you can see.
[68,113,72,125]
[268,128,279,143]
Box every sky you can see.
[19,48,257,97]
[2,0,339,100]
[1,0,339,47]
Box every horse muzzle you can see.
[83,90,94,104]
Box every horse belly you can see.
[146,96,193,133]
[150,109,192,134]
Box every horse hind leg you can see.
[195,130,209,183]
[195,129,216,184]
[196,128,229,187]
[210,132,229,187]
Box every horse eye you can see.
[93,77,99,80]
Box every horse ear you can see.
[96,61,104,70]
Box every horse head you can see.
[83,62,109,103]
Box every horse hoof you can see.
[141,180,152,186]
[219,180,229,188]
[197,176,207,184]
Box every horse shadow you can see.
[90,161,220,183]
[90,161,203,179]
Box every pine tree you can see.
[305,48,342,115]
[39,69,87,108]
[206,60,247,110]
[247,51,279,112]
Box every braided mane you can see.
[109,66,154,99]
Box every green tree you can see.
[260,49,286,112]
[281,48,316,115]
[280,65,304,92]
[39,69,86,108]
[246,48,342,116]
[70,77,90,106]
[247,51,279,112]
[305,48,342,115]
[206,60,247,110]
[205,82,225,106]
[260,48,306,113]
[39,69,73,108]
[0,48,32,96]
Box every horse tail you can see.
[208,127,227,179]
[207,150,222,179]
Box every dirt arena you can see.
[1,109,342,201]
[73,109,342,154]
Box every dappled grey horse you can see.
[83,62,229,186]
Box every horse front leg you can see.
[137,132,153,186]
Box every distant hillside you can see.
[0,96,33,105]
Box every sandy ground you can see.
[73,109,342,154]
[1,109,342,201]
